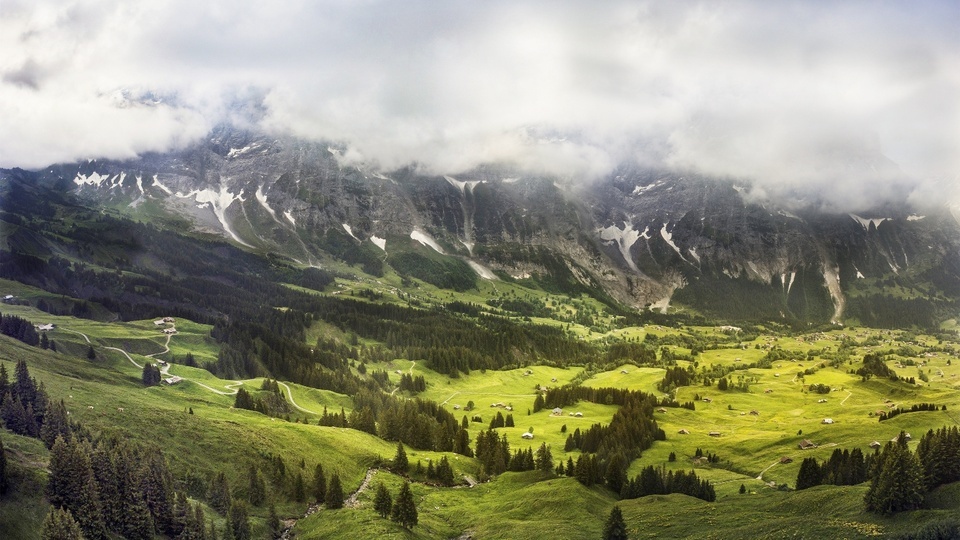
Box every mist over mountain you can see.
[6,122,957,329]
[2,1,958,214]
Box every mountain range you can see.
[9,124,960,328]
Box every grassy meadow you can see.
[2,279,960,538]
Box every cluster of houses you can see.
[490,402,513,411]
[548,407,583,417]
[154,317,177,334]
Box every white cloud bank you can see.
[1,0,958,210]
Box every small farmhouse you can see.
[799,439,818,450]
[822,418,834,424]
[551,407,563,416]
[163,328,177,335]
[163,376,183,385]
[35,323,55,332]
[780,456,793,464]
[708,431,721,437]
[677,429,690,435]
[521,432,534,439]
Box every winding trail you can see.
[59,328,91,343]
[67,326,243,397]
[440,392,460,405]
[278,381,317,414]
[840,390,853,406]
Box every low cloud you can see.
[1,0,957,211]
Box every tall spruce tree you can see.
[247,465,265,506]
[209,471,232,515]
[267,503,281,539]
[293,471,306,502]
[0,437,7,496]
[603,506,628,540]
[865,435,925,514]
[40,507,85,540]
[373,481,392,518]
[46,436,107,540]
[796,457,823,490]
[393,442,409,473]
[228,500,251,540]
[326,473,344,509]
[390,481,418,529]
[311,463,326,503]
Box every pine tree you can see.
[535,442,553,473]
[209,471,232,515]
[390,481,418,529]
[171,491,189,537]
[326,473,344,509]
[87,345,96,360]
[247,465,265,506]
[293,471,306,502]
[227,500,251,540]
[865,435,925,514]
[0,363,8,399]
[393,442,409,473]
[46,436,107,540]
[0,438,6,496]
[40,507,85,540]
[267,503,281,539]
[436,455,455,486]
[141,451,175,535]
[603,505,628,540]
[796,457,822,490]
[311,463,326,503]
[40,399,71,449]
[373,481,392,518]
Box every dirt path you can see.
[146,332,173,358]
[840,390,853,405]
[104,346,144,369]
[440,391,460,405]
[59,327,91,343]
[278,381,318,414]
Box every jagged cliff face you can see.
[21,126,960,323]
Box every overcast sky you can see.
[2,0,958,210]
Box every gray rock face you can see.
[27,125,960,322]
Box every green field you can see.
[3,290,960,539]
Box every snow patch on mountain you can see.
[853,264,865,279]
[175,185,250,247]
[660,224,688,262]
[444,175,482,195]
[688,248,700,264]
[850,214,890,231]
[780,272,797,295]
[599,222,642,272]
[254,186,280,222]
[135,174,144,194]
[73,172,109,188]
[227,143,261,159]
[152,175,173,195]
[283,210,296,226]
[342,224,359,241]
[370,235,386,251]
[468,260,497,280]
[411,230,444,254]
[632,181,664,196]
[906,214,925,221]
